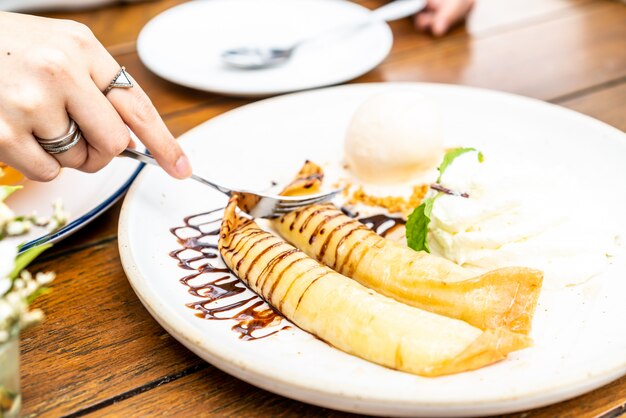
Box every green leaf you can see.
[436,148,484,182]
[0,185,22,202]
[9,243,52,279]
[27,286,52,304]
[406,195,437,253]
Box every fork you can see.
[121,148,342,218]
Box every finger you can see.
[32,111,89,170]
[425,0,441,11]
[414,11,435,32]
[110,81,191,179]
[432,0,472,36]
[65,78,132,173]
[91,58,191,179]
[55,131,89,169]
[0,134,61,182]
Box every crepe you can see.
[219,196,531,376]
[273,161,543,334]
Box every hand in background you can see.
[0,12,191,182]
[414,0,475,36]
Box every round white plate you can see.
[7,157,142,252]
[119,83,626,417]
[137,0,393,97]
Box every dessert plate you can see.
[118,83,626,417]
[137,0,393,97]
[7,154,142,253]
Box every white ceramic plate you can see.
[119,83,626,417]
[6,156,142,252]
[137,0,393,97]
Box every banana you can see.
[273,203,542,334]
[220,196,530,376]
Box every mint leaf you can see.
[406,196,437,253]
[406,147,483,253]
[436,148,484,182]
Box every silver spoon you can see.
[221,0,427,70]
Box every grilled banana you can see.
[220,196,530,376]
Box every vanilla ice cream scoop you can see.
[344,91,443,184]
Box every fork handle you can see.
[120,148,233,196]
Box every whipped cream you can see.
[427,152,617,288]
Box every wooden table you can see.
[19,0,626,416]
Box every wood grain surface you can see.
[16,0,626,417]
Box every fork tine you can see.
[271,208,293,215]
[272,200,334,216]
[275,190,341,209]
[270,206,303,215]
[275,197,332,211]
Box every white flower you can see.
[0,298,10,317]
[0,186,21,230]
[51,199,69,226]
[0,278,10,297]
[0,299,14,330]
[0,203,15,228]
[36,271,55,285]
[20,309,44,329]
[6,220,32,236]
[18,270,31,282]
[0,247,53,339]
[46,219,60,232]
[0,187,58,341]
[0,242,17,279]
[12,278,23,290]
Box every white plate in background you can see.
[119,83,626,416]
[137,0,393,97]
[6,156,142,252]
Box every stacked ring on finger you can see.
[35,119,83,154]
[103,66,133,95]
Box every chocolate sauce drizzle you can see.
[169,206,406,340]
[169,208,287,341]
[340,206,406,237]
[358,214,406,237]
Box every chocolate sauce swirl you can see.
[169,208,287,340]
[358,214,406,238]
[169,206,405,340]
[341,206,406,237]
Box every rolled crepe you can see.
[273,203,542,334]
[220,196,530,376]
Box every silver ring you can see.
[35,120,82,155]
[34,119,78,145]
[103,66,133,95]
[40,129,82,154]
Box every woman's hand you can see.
[414,0,475,37]
[0,12,191,182]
